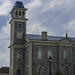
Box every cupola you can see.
[10,1,28,21]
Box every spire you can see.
[66,33,68,37]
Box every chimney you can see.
[42,31,47,40]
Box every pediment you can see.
[59,37,73,43]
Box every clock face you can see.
[18,24,22,28]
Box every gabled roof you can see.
[25,34,75,42]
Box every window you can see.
[48,51,51,57]
[48,51,52,59]
[22,11,25,16]
[64,51,68,60]
[15,11,18,16]
[19,11,21,16]
[64,66,69,75]
[17,67,21,75]
[39,67,42,75]
[38,50,42,60]
[17,52,21,61]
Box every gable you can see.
[59,37,73,43]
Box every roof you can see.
[26,34,75,42]
[0,67,9,73]
[14,1,24,8]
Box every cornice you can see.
[8,44,25,48]
[9,18,28,24]
[25,39,75,46]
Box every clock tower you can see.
[10,1,28,44]
[9,1,28,75]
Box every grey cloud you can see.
[0,0,75,67]
[26,0,75,36]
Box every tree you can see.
[56,70,63,75]
[32,72,37,75]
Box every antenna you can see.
[66,33,68,37]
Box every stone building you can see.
[0,67,9,75]
[9,1,75,75]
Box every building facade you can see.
[0,67,9,75]
[9,1,75,75]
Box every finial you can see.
[66,33,68,37]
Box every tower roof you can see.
[14,1,24,8]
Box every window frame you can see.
[39,67,42,75]
[17,51,22,62]
[19,11,21,16]
[63,50,68,60]
[48,50,52,57]
[64,66,69,75]
[48,50,53,59]
[38,50,42,60]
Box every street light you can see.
[49,56,52,75]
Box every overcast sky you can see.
[0,0,75,67]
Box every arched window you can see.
[17,67,21,75]
[64,66,69,75]
[39,67,42,75]
[38,50,42,60]
[48,51,51,57]
[19,11,21,16]
[64,51,68,60]
[15,11,18,16]
[22,11,25,16]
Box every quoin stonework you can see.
[9,1,75,75]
